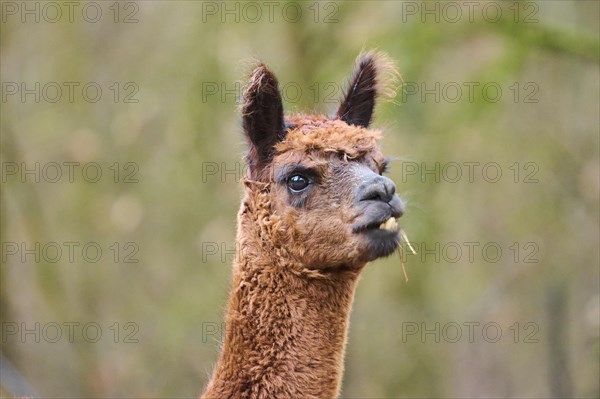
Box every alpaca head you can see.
[241,52,404,271]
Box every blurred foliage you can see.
[1,1,598,398]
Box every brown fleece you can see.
[201,51,397,399]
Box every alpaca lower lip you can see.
[355,216,401,260]
[361,226,401,260]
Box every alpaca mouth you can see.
[353,216,401,234]
[378,217,399,232]
[352,214,401,260]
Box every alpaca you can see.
[201,51,404,399]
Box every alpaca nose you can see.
[357,175,396,203]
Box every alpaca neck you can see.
[202,230,361,398]
[202,186,364,398]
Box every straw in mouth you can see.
[397,229,417,283]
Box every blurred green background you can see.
[1,1,598,398]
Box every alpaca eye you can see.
[379,160,391,175]
[287,175,309,192]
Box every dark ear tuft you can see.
[336,51,397,128]
[242,64,285,179]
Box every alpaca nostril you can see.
[358,176,396,204]
[394,197,405,218]
[384,179,396,197]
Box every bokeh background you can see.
[1,1,598,398]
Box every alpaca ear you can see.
[242,64,285,177]
[337,52,390,128]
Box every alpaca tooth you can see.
[381,219,388,230]
[383,218,392,230]
[378,217,397,231]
